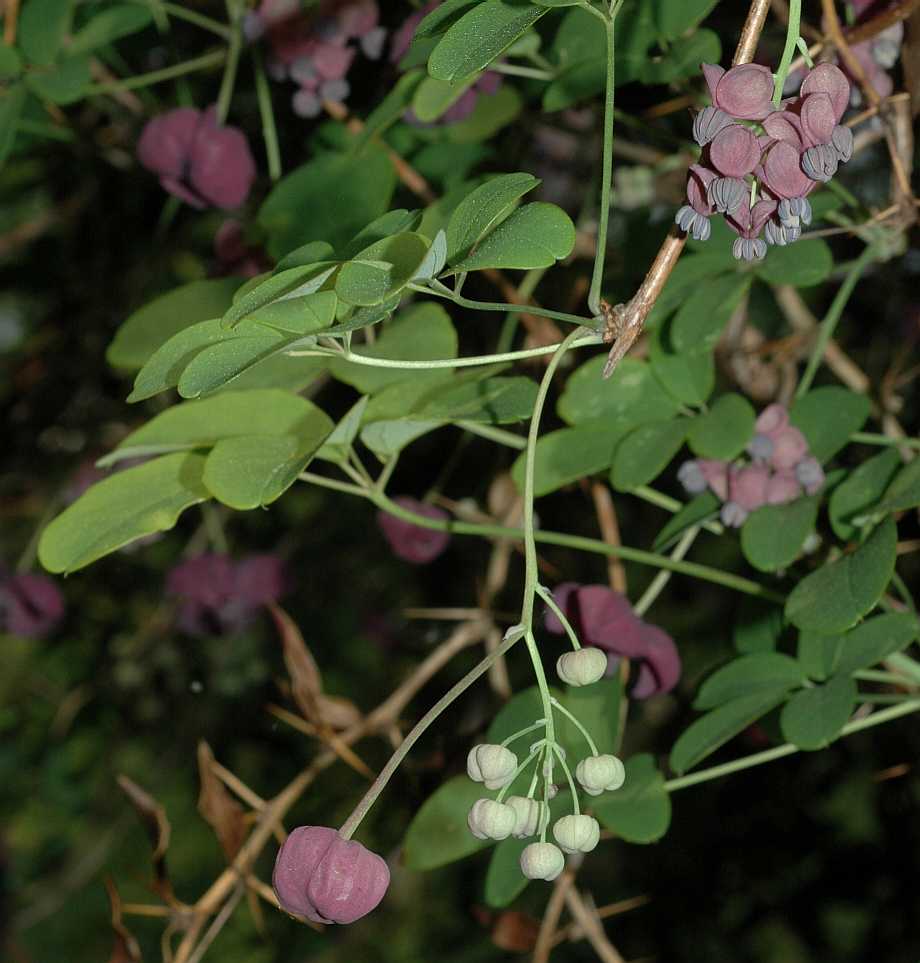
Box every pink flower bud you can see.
[769,426,809,470]
[377,497,450,564]
[696,458,731,500]
[755,403,789,436]
[729,464,770,511]
[273,826,390,924]
[765,470,803,505]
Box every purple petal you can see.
[312,41,355,81]
[800,92,837,146]
[188,111,257,209]
[715,64,775,120]
[762,141,814,200]
[167,554,236,608]
[544,582,580,635]
[755,403,789,436]
[701,63,726,102]
[338,0,379,38]
[697,459,731,500]
[800,63,850,122]
[687,164,717,215]
[273,826,338,921]
[377,497,450,564]
[307,835,390,924]
[1,573,65,638]
[234,555,286,606]
[572,585,643,654]
[137,108,201,178]
[631,623,681,698]
[762,110,804,148]
[765,470,803,505]
[729,464,770,511]
[709,124,762,177]
[769,426,809,470]
[750,199,778,234]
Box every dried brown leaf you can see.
[116,774,174,901]
[269,603,322,722]
[196,742,247,863]
[105,877,143,963]
[491,910,540,953]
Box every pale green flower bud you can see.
[505,796,547,838]
[520,842,565,881]
[552,814,600,854]
[575,754,626,796]
[467,744,517,790]
[467,798,516,841]
[556,647,608,686]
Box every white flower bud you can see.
[520,842,565,881]
[467,798,516,841]
[556,647,608,687]
[546,783,559,800]
[575,754,626,796]
[505,796,547,838]
[467,744,518,790]
[552,814,600,854]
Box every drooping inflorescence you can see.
[676,62,852,260]
[678,403,826,528]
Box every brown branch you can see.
[563,888,626,963]
[735,0,773,64]
[589,481,627,593]
[532,868,576,963]
[3,0,19,45]
[846,0,920,46]
[551,895,652,948]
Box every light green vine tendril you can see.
[773,0,802,106]
[496,745,544,803]
[536,585,581,651]
[550,697,599,757]
[215,0,242,125]
[552,743,580,816]
[500,719,548,749]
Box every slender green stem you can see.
[773,0,802,106]
[665,698,920,792]
[588,14,617,316]
[550,698,599,757]
[252,46,282,181]
[85,50,226,94]
[850,432,920,451]
[884,653,920,684]
[339,627,526,839]
[458,421,526,450]
[797,244,875,398]
[632,486,724,535]
[525,631,556,756]
[415,281,596,330]
[552,744,580,815]
[215,2,242,125]
[858,693,915,704]
[633,526,700,617]
[374,453,400,495]
[132,0,233,39]
[500,720,547,749]
[854,669,915,686]
[16,120,75,142]
[290,334,602,369]
[490,63,555,81]
[537,586,581,651]
[497,746,543,803]
[298,471,367,498]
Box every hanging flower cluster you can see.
[166,553,286,636]
[676,63,852,260]
[545,583,681,699]
[246,0,386,117]
[678,403,825,528]
[137,106,256,210]
[464,664,626,881]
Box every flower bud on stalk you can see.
[467,799,516,840]
[467,744,518,790]
[556,647,608,686]
[506,796,547,838]
[575,754,626,796]
[553,814,601,854]
[520,842,566,881]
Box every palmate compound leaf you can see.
[403,775,491,870]
[789,387,870,462]
[593,753,671,843]
[828,448,901,541]
[694,653,806,710]
[38,453,210,573]
[780,674,857,750]
[797,612,920,681]
[448,203,575,272]
[740,496,820,573]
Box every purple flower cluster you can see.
[391,1,503,124]
[840,0,903,103]
[0,571,65,639]
[545,584,681,699]
[137,106,256,210]
[273,825,389,924]
[676,63,852,260]
[678,403,825,528]
[166,553,285,636]
[247,0,386,117]
[377,497,450,565]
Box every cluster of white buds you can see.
[467,744,517,790]
[467,799,516,841]
[556,646,608,686]
[575,754,626,796]
[553,814,600,854]
[520,841,565,881]
[506,795,547,838]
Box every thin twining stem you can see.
[551,698,600,757]
[536,584,582,651]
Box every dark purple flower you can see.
[273,826,390,924]
[138,107,256,210]
[709,124,761,178]
[390,0,438,64]
[726,199,776,261]
[692,106,733,147]
[765,470,803,505]
[544,583,681,698]
[213,219,270,278]
[166,553,285,636]
[675,164,717,240]
[0,572,65,638]
[728,464,770,512]
[377,497,450,564]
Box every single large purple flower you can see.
[377,497,450,564]
[137,107,256,210]
[166,553,285,636]
[0,572,65,638]
[273,826,390,924]
[544,583,681,699]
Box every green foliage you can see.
[403,775,491,870]
[780,675,857,750]
[785,518,898,633]
[558,357,678,426]
[741,496,820,573]
[594,754,671,843]
[829,449,901,540]
[694,653,806,710]
[688,394,755,459]
[789,387,871,462]
[611,418,690,491]
[797,613,920,681]
[756,239,834,288]
[653,491,720,552]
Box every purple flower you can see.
[166,553,285,636]
[213,219,270,278]
[273,826,390,924]
[377,497,450,564]
[766,470,804,505]
[0,572,65,638]
[761,140,817,200]
[726,199,777,261]
[544,583,681,699]
[137,107,256,210]
[709,124,762,178]
[703,62,776,120]
[728,464,770,512]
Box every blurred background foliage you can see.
[3,1,920,961]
